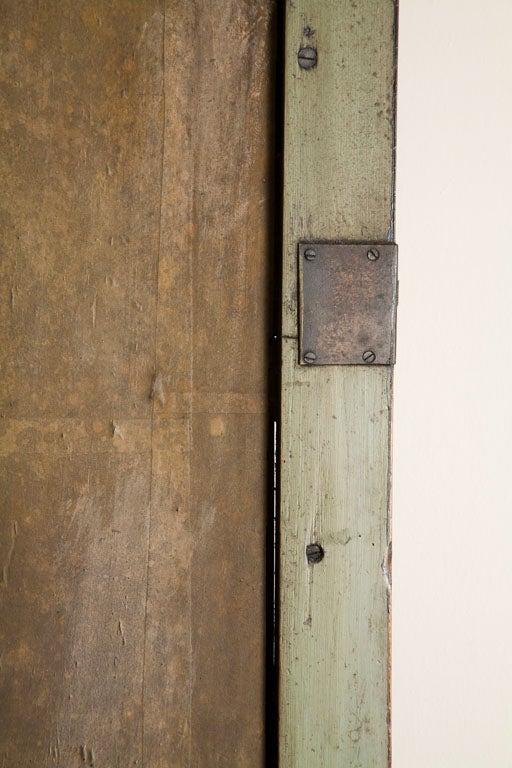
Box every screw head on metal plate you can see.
[303,351,317,364]
[362,350,376,364]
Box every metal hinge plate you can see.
[299,242,398,365]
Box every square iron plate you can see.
[299,242,398,365]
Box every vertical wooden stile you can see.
[279,2,397,767]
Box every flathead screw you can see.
[306,543,324,564]
[303,351,317,364]
[304,248,316,261]
[362,350,376,364]
[367,247,380,261]
[298,46,317,70]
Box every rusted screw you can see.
[306,543,324,564]
[304,248,316,261]
[362,350,376,364]
[303,351,317,364]
[367,247,380,261]
[298,46,317,70]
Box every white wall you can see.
[394,1,512,765]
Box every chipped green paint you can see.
[279,1,397,766]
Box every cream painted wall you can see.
[394,1,512,765]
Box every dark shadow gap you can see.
[265,0,284,765]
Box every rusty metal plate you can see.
[299,242,398,365]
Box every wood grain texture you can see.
[0,2,273,766]
[279,1,396,766]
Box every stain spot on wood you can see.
[209,416,226,437]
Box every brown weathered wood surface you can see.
[0,2,273,766]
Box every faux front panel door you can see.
[0,2,274,765]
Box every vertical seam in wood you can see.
[389,0,399,244]
[188,8,200,764]
[140,4,166,766]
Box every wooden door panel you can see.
[0,2,273,765]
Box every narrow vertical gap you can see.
[273,419,278,668]
[265,0,285,764]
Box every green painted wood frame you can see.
[279,1,397,765]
